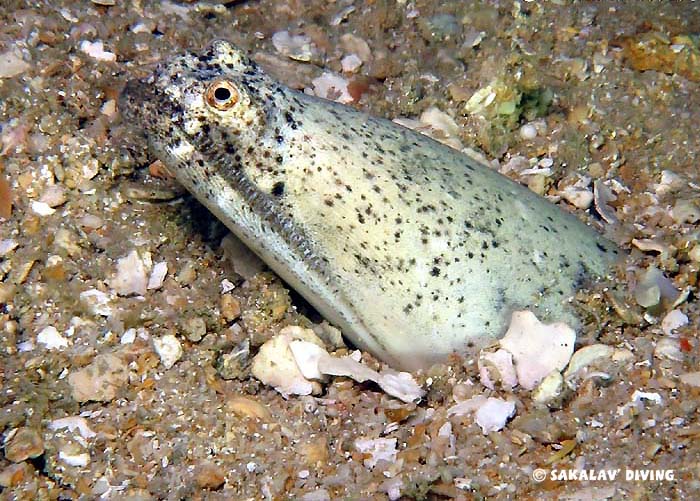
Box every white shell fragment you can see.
[0,239,18,257]
[560,176,594,210]
[311,72,353,104]
[499,311,576,390]
[37,326,70,350]
[153,334,183,370]
[271,31,317,62]
[79,40,117,62]
[341,54,362,73]
[654,338,683,362]
[111,250,149,296]
[49,417,97,439]
[288,340,328,381]
[59,450,91,467]
[475,398,516,434]
[147,261,168,290]
[532,371,564,405]
[252,326,423,403]
[478,349,517,390]
[654,170,685,196]
[315,352,424,403]
[631,390,663,406]
[31,201,56,216]
[564,344,614,379]
[79,289,113,317]
[251,327,324,397]
[661,309,689,336]
[447,395,516,434]
[354,437,397,469]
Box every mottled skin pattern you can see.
[120,41,620,370]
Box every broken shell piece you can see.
[49,416,96,439]
[478,349,517,390]
[416,107,464,150]
[631,238,674,256]
[271,31,318,62]
[532,371,564,406]
[37,325,70,350]
[341,54,362,73]
[289,340,329,381]
[111,250,150,296]
[315,352,424,403]
[153,334,182,370]
[251,328,324,397]
[499,311,576,390]
[254,326,424,403]
[564,344,614,379]
[354,437,397,469]
[447,395,516,434]
[633,266,681,310]
[147,261,168,290]
[560,185,594,209]
[593,180,619,224]
[654,170,685,196]
[654,338,683,362]
[311,72,353,104]
[661,309,688,336]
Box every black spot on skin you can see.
[271,181,285,196]
[431,267,440,277]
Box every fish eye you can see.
[205,80,238,110]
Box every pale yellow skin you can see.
[121,41,620,370]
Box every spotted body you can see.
[121,41,619,370]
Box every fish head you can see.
[119,40,274,179]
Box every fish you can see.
[120,40,620,370]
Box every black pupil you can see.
[214,87,231,101]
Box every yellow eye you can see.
[205,80,238,110]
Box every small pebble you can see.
[533,371,564,405]
[0,49,31,78]
[68,352,129,402]
[153,334,182,369]
[3,427,44,463]
[0,239,18,257]
[176,260,197,285]
[38,185,67,208]
[195,462,226,490]
[220,294,241,322]
[341,54,362,73]
[519,123,538,140]
[182,317,206,342]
